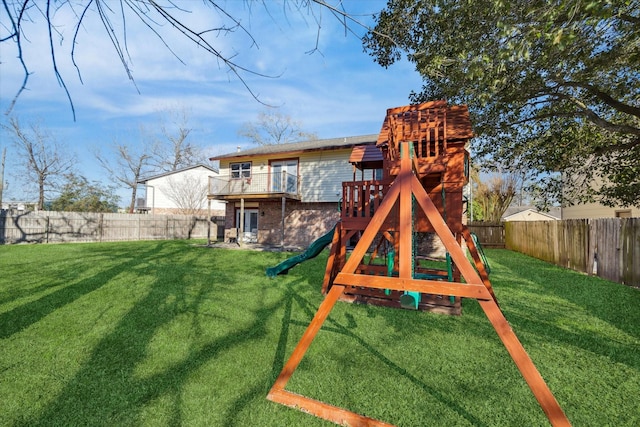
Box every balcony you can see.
[208,172,300,200]
[341,180,390,229]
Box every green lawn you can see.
[0,240,638,426]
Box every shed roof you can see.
[349,144,384,169]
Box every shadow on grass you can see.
[22,247,294,426]
[257,283,489,427]
[487,250,640,370]
[0,243,171,340]
[220,279,304,427]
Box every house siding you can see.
[299,148,354,202]
[562,203,640,219]
[217,149,354,203]
[504,210,558,222]
[143,166,225,215]
[215,143,368,247]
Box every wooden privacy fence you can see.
[505,218,639,287]
[468,222,505,248]
[0,211,219,244]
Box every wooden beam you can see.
[334,273,494,300]
[341,181,401,275]
[268,389,394,427]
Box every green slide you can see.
[266,224,337,278]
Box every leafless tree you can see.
[161,175,208,215]
[1,117,75,210]
[151,108,208,172]
[1,1,380,118]
[238,109,317,145]
[473,172,519,223]
[94,138,155,213]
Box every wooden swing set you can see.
[267,101,570,426]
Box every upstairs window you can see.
[230,162,251,179]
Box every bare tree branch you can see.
[556,81,640,119]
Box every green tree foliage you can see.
[364,0,639,207]
[50,173,120,212]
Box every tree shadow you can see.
[0,242,171,339]
[21,248,293,426]
[488,252,640,371]
[259,284,489,427]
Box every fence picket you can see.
[0,211,217,244]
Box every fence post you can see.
[166,216,169,239]
[99,213,104,242]
[45,215,49,244]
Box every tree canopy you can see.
[364,0,640,207]
[50,173,120,212]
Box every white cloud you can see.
[1,1,425,205]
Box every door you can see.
[271,160,298,193]
[236,209,258,242]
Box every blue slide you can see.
[266,224,336,278]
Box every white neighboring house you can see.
[137,164,226,216]
[502,207,560,222]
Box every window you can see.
[616,210,632,218]
[230,162,251,179]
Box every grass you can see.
[0,240,638,426]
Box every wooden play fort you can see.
[267,101,570,426]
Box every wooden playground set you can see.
[267,101,570,426]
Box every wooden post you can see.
[281,196,286,248]
[207,200,212,246]
[240,198,245,247]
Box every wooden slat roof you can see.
[377,101,473,148]
[348,144,384,165]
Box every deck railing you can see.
[342,180,390,219]
[209,172,299,197]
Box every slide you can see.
[266,224,336,278]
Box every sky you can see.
[0,1,423,205]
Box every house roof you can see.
[210,134,379,161]
[502,207,561,221]
[137,163,219,184]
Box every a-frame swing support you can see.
[267,142,570,426]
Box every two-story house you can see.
[208,135,380,247]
